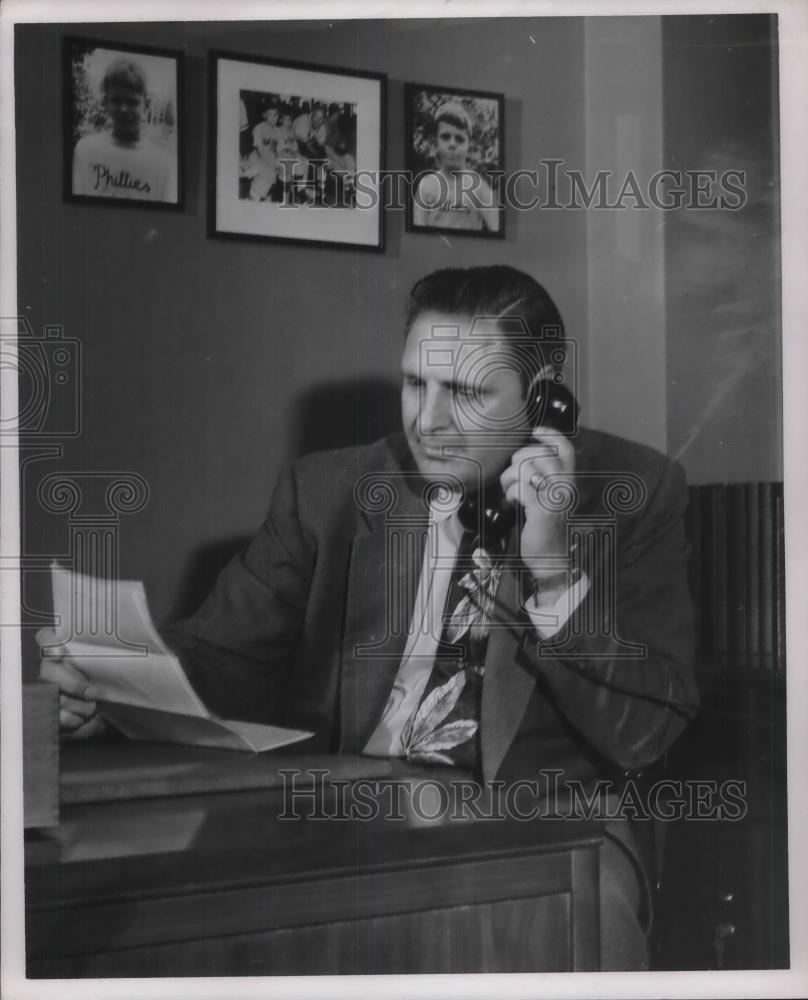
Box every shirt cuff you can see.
[525,573,590,639]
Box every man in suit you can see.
[42,265,698,969]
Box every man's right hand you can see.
[37,628,106,738]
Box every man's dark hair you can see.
[405,266,566,386]
[405,265,564,338]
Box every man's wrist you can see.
[525,569,591,639]
[527,539,581,603]
[528,570,570,606]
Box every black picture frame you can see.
[405,81,505,239]
[63,36,184,210]
[209,51,386,251]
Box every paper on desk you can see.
[99,703,313,754]
[50,564,313,753]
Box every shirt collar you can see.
[429,489,464,547]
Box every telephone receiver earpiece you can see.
[526,378,580,435]
[457,379,580,549]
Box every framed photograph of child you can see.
[64,37,184,209]
[210,52,386,251]
[405,82,505,239]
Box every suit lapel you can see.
[338,452,429,754]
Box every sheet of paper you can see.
[50,564,210,717]
[50,564,315,753]
[51,563,170,654]
[219,718,313,753]
[62,643,210,717]
[100,703,313,754]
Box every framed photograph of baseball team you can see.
[405,81,505,239]
[63,36,184,208]
[209,52,386,250]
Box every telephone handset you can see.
[457,379,580,548]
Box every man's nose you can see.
[419,383,453,434]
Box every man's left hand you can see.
[499,427,576,591]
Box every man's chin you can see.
[410,451,473,489]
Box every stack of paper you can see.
[49,564,313,754]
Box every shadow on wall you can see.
[288,377,402,460]
[169,377,402,621]
[169,534,254,624]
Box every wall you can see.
[15,17,589,656]
[584,16,666,451]
[662,14,781,484]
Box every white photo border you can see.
[210,51,385,251]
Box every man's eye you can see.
[403,375,423,389]
[453,385,475,399]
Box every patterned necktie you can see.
[399,529,502,775]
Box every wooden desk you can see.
[26,745,604,976]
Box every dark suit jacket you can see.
[163,428,698,786]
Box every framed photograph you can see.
[405,82,504,238]
[210,52,386,251]
[63,36,183,209]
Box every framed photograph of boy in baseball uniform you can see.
[64,37,183,209]
[406,82,505,238]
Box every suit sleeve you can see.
[161,465,315,722]
[518,458,699,771]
